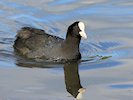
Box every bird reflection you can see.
[15,56,85,99]
[64,62,85,99]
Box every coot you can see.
[13,21,87,61]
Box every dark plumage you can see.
[13,21,87,61]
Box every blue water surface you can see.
[0,0,133,100]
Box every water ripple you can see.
[110,84,133,89]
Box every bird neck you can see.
[65,32,81,49]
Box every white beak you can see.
[79,31,87,39]
[78,22,87,39]
[76,88,86,99]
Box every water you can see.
[0,0,133,100]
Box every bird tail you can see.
[16,27,45,39]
